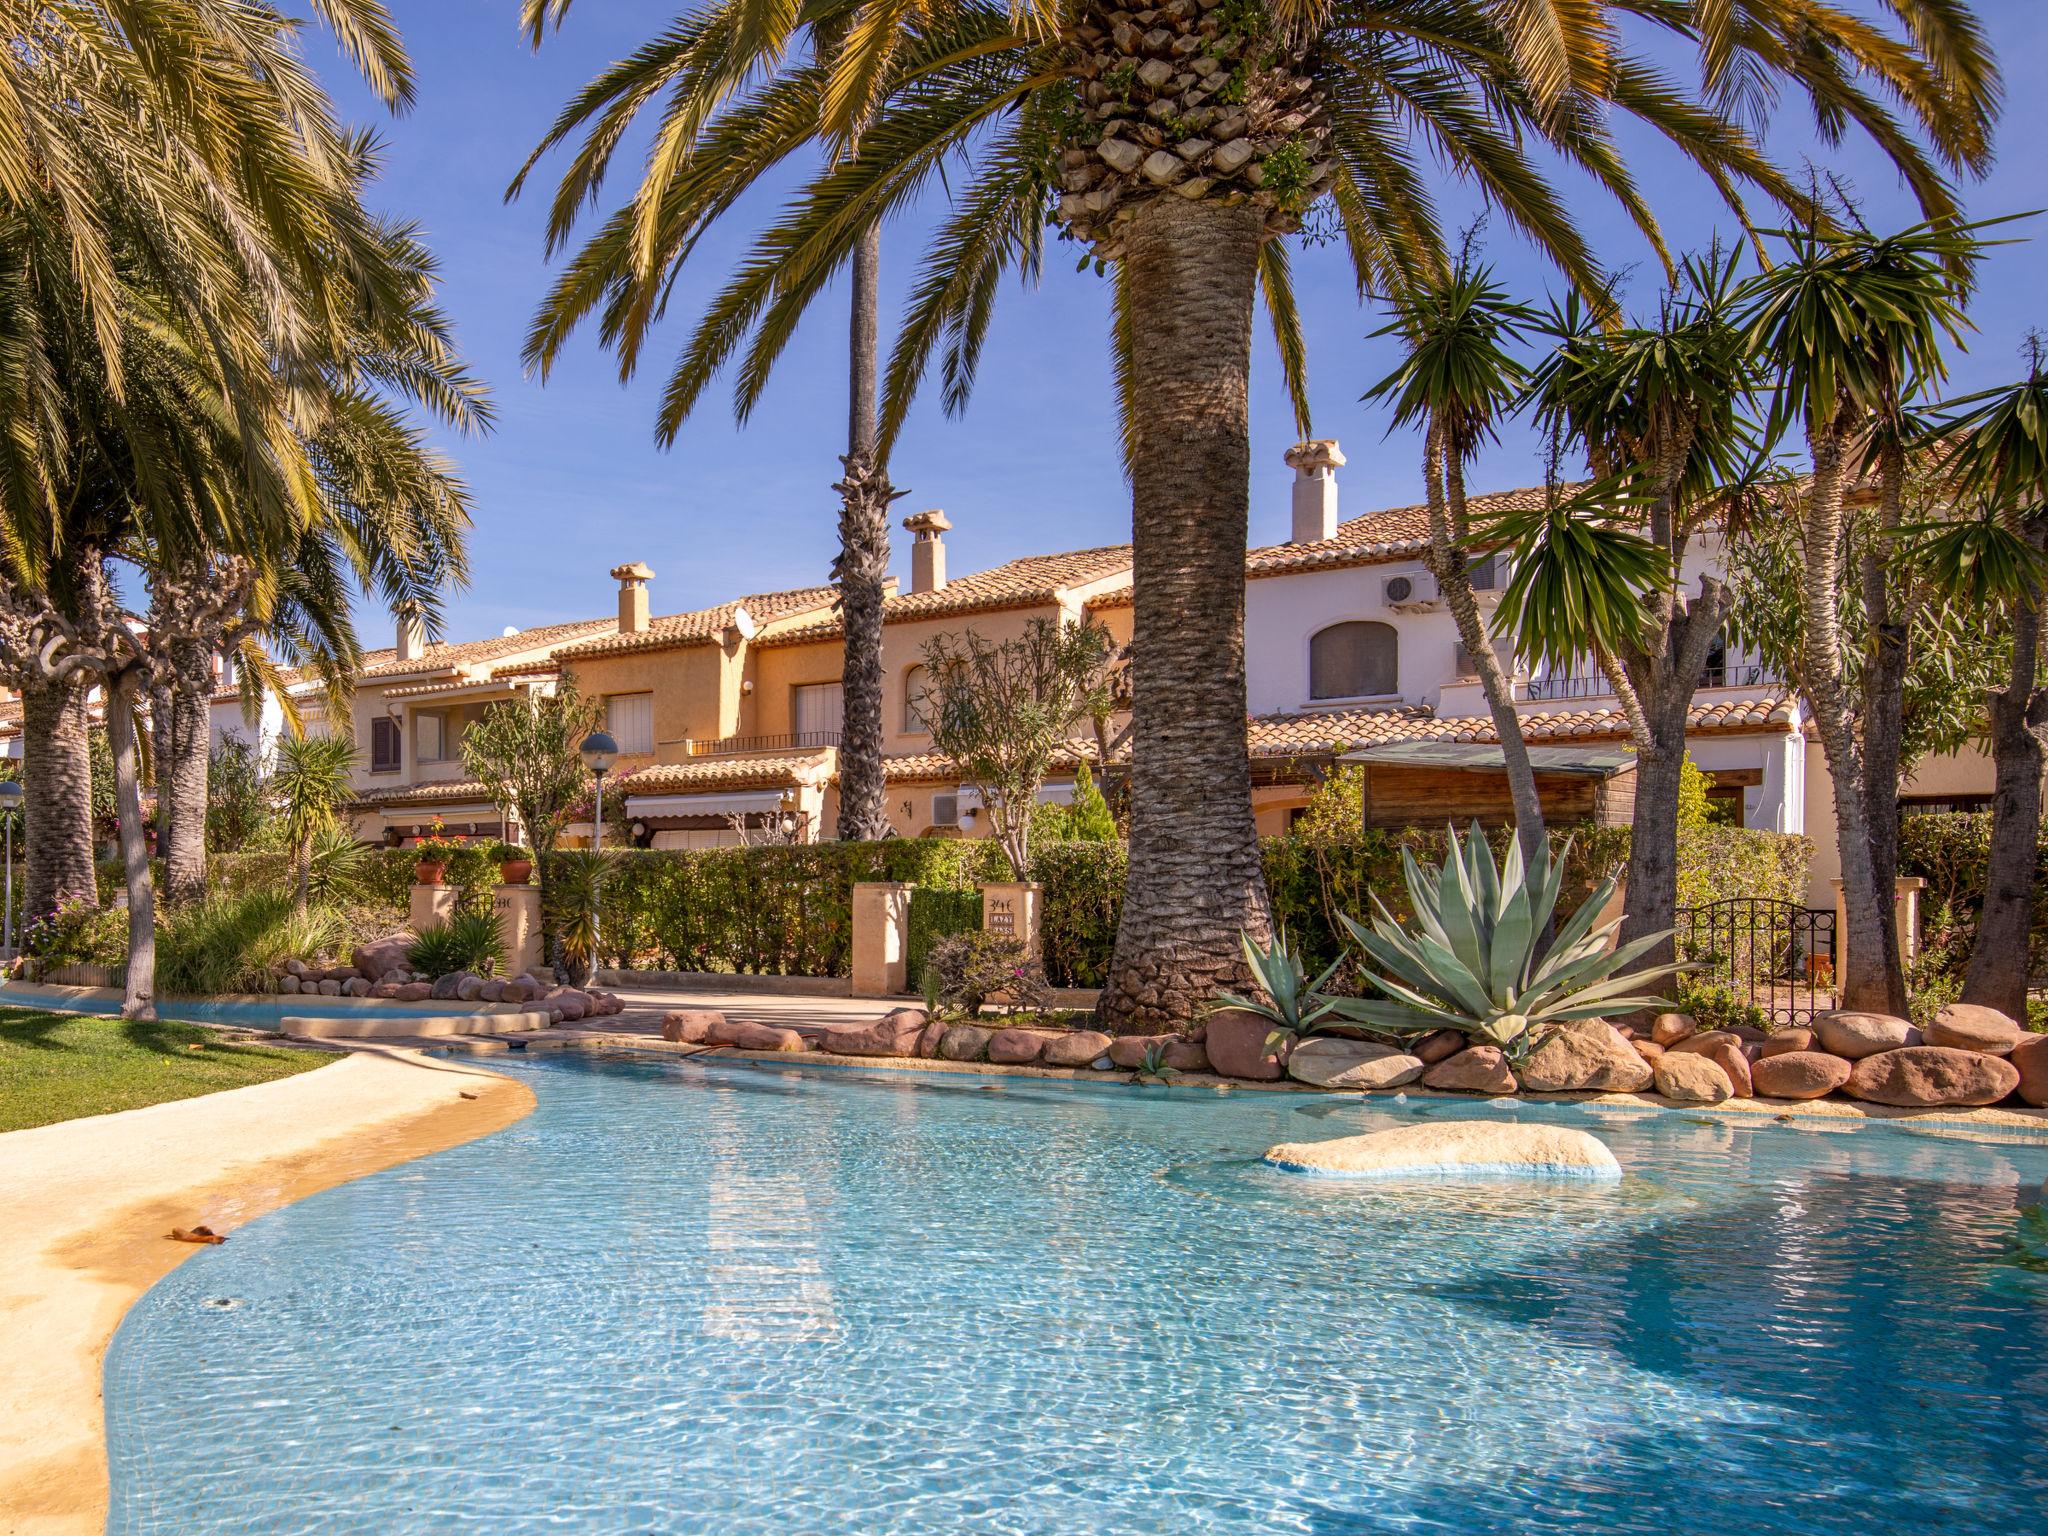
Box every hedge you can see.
[1899,811,2048,974]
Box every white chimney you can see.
[611,561,654,634]
[903,509,951,594]
[1284,439,1345,543]
[396,608,425,662]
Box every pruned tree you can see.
[272,732,358,918]
[919,617,1119,877]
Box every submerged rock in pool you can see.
[1263,1120,1621,1180]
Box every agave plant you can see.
[1215,926,1346,1051]
[1323,825,1687,1062]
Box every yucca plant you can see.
[1214,926,1344,1052]
[1322,824,1687,1062]
[406,911,505,980]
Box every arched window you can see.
[903,665,931,732]
[1309,621,1398,700]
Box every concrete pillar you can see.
[410,882,457,935]
[851,881,912,996]
[494,883,543,978]
[1832,875,1928,992]
[980,881,1043,961]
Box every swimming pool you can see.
[105,1051,2048,1534]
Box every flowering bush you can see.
[21,896,126,971]
[923,930,1050,1017]
[413,819,470,862]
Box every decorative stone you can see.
[1653,1052,1733,1104]
[343,977,372,998]
[479,979,506,1003]
[1519,1022,1653,1094]
[1043,1030,1114,1068]
[938,1024,994,1062]
[500,981,532,1005]
[279,975,300,994]
[662,1009,723,1044]
[1265,1121,1620,1180]
[1422,1046,1517,1095]
[823,1007,930,1058]
[1108,1033,1176,1069]
[1695,1038,1753,1097]
[315,979,341,997]
[1925,1003,2024,1056]
[394,982,433,1003]
[1671,1029,1740,1057]
[1162,1039,1210,1073]
[916,1016,951,1059]
[1413,1028,1466,1064]
[1203,1009,1288,1080]
[429,972,465,1001]
[702,1018,806,1052]
[283,958,310,979]
[455,975,486,1002]
[548,989,588,1022]
[1846,1046,2019,1107]
[352,935,414,981]
[1750,1051,1853,1100]
[2010,1033,2048,1106]
[1631,1038,1665,1063]
[1759,1028,1815,1058]
[1650,1012,1696,1047]
[1285,1038,1424,1090]
[987,1028,1059,1065]
[1816,1011,1921,1060]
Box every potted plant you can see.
[491,841,533,885]
[413,820,466,886]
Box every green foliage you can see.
[156,892,344,997]
[459,684,603,856]
[407,910,506,979]
[1260,137,1314,210]
[205,737,270,853]
[21,896,127,970]
[307,823,375,907]
[923,930,1049,1018]
[1898,812,2048,983]
[1669,975,1775,1034]
[1904,901,1972,1029]
[1215,927,1343,1048]
[1290,764,1365,842]
[907,886,982,989]
[542,849,615,979]
[1676,755,1714,830]
[1030,839,1128,987]
[1029,761,1118,846]
[1674,825,1811,914]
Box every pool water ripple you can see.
[104,1052,2048,1534]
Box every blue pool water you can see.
[105,1052,2048,1534]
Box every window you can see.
[416,711,446,763]
[370,717,401,773]
[903,666,930,733]
[793,681,844,739]
[605,692,654,755]
[1453,638,1516,678]
[1467,552,1503,591]
[1308,621,1398,700]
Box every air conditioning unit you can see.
[1383,570,1440,610]
[930,793,959,828]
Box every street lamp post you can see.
[0,779,20,959]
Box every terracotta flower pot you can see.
[415,859,447,886]
[498,859,533,886]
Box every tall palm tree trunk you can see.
[1802,418,1891,1012]
[106,665,157,1019]
[20,672,99,919]
[1853,439,1910,1013]
[1620,697,1692,965]
[1962,556,2045,1020]
[150,675,175,859]
[161,676,210,902]
[1098,197,1270,1033]
[835,220,892,841]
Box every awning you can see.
[627,789,789,818]
[1340,742,1635,778]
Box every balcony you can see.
[1523,661,1781,703]
[682,730,843,758]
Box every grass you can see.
[0,1008,334,1133]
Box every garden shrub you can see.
[1898,812,2048,984]
[407,910,505,979]
[21,896,127,971]
[907,887,982,988]
[157,892,344,996]
[923,930,1049,1016]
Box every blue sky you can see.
[314,2,2048,645]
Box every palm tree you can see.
[511,0,1996,1030]
[1362,258,1547,867]
[273,733,360,916]
[1925,358,2048,1019]
[1736,217,1985,1013]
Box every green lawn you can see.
[0,1009,335,1133]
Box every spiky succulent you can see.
[1322,825,1687,1061]
[1214,925,1344,1049]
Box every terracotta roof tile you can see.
[620,751,836,795]
[882,741,1106,784]
[1245,485,1550,579]
[756,546,1132,647]
[1248,695,1797,757]
[359,619,615,681]
[350,779,497,811]
[552,586,838,662]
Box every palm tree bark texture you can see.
[1853,436,1912,1015]
[15,672,98,919]
[834,220,896,842]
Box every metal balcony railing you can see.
[683,730,843,757]
[1523,661,1782,703]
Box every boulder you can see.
[1203,1008,1289,1081]
[279,975,301,994]
[1162,1039,1211,1073]
[1925,1003,2024,1056]
[2010,1033,2048,1107]
[662,1009,723,1044]
[1846,1046,2019,1107]
[343,977,372,998]
[352,935,414,981]
[1750,1051,1853,1101]
[1285,1038,1425,1090]
[1519,1022,1653,1094]
[455,974,486,1003]
[283,958,310,980]
[1671,1028,1741,1057]
[1109,1033,1177,1069]
[1413,1028,1467,1065]
[548,989,588,1022]
[1422,1046,1517,1095]
[1759,1028,1816,1059]
[370,981,403,999]
[1728,1024,1771,1045]
[1650,1012,1697,1047]
[938,1024,994,1062]
[590,992,624,1017]
[822,1007,930,1058]
[315,979,342,997]
[1631,1038,1666,1063]
[707,1018,807,1052]
[987,1028,1060,1065]
[1265,1120,1620,1180]
[1042,1030,1114,1069]
[393,982,433,1003]
[1654,1052,1734,1104]
[500,981,531,1005]
[1695,1037,1753,1097]
[479,978,506,1003]
[1816,1011,1921,1060]
[915,1016,951,1059]
[429,972,466,1001]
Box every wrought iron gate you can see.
[1674,898,1837,1026]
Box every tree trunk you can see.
[20,674,98,920]
[1961,561,2045,1020]
[1800,416,1891,1012]
[1621,704,1689,970]
[107,668,157,1020]
[834,219,892,841]
[149,675,175,860]
[1097,197,1270,1032]
[162,675,209,903]
[1854,438,1910,1013]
